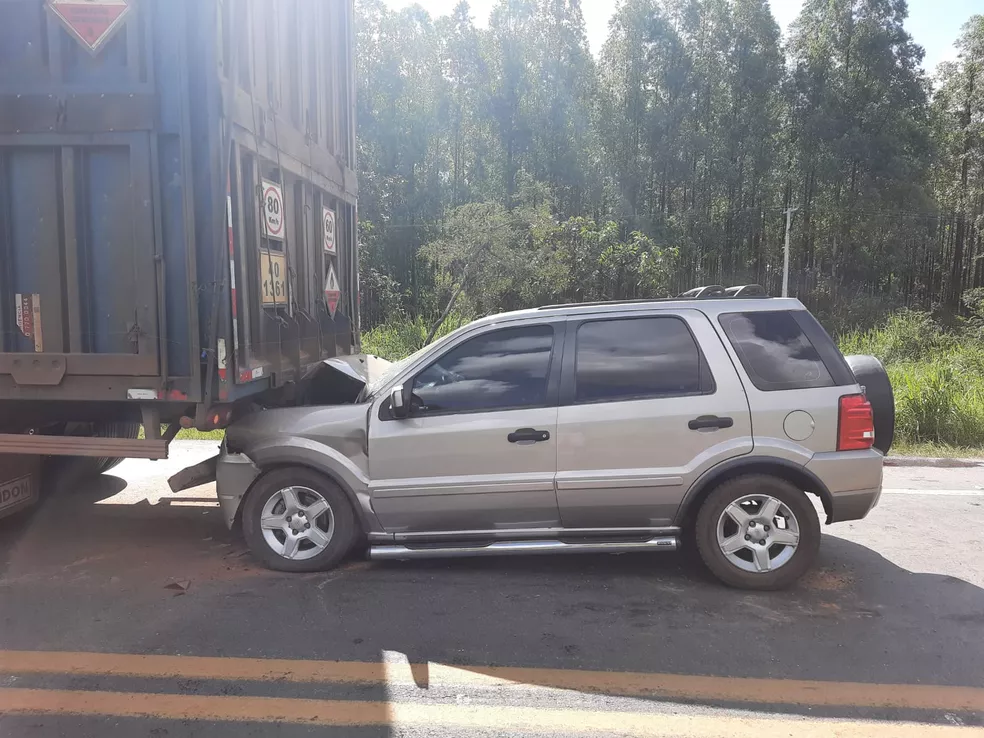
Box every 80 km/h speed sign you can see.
[262,180,285,241]
[323,207,337,255]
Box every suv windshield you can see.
[359,322,476,402]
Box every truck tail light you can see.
[838,394,874,451]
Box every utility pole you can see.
[782,206,799,298]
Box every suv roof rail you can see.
[536,297,673,311]
[724,284,769,297]
[678,285,726,298]
[535,286,773,311]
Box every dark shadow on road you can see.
[346,536,984,726]
[0,466,246,587]
[2,469,983,733]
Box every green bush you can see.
[838,310,951,364]
[839,312,984,450]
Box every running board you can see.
[369,536,679,561]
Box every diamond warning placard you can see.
[324,262,341,318]
[48,0,131,54]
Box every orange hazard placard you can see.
[48,0,131,54]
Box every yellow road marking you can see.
[1,688,980,736]
[1,650,983,712]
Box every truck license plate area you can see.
[0,474,37,517]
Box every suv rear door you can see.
[554,309,752,529]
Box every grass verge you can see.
[890,441,984,459]
[139,426,224,441]
[839,311,984,450]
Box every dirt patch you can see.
[801,568,854,592]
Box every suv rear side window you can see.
[574,317,714,403]
[719,311,833,391]
[412,325,554,414]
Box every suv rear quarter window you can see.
[719,311,839,391]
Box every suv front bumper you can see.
[805,449,884,523]
[215,447,261,529]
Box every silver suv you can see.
[210,294,892,590]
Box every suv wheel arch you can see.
[235,460,377,536]
[675,456,834,529]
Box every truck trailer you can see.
[0,0,359,517]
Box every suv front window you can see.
[411,325,555,414]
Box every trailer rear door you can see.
[1,2,162,394]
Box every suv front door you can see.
[368,322,564,534]
[555,310,752,529]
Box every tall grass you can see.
[838,311,984,450]
[361,314,469,361]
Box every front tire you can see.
[242,467,358,573]
[695,474,820,590]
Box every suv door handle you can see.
[688,415,734,431]
[508,428,550,444]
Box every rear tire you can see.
[242,467,358,573]
[60,422,140,478]
[695,474,820,590]
[93,422,141,473]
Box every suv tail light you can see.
[838,394,874,451]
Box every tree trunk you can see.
[425,267,469,345]
[947,68,975,312]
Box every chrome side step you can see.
[369,536,679,561]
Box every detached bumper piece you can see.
[167,454,219,493]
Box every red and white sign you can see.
[262,180,285,241]
[324,262,341,318]
[48,0,131,54]
[14,293,43,352]
[323,207,337,255]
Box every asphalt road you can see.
[0,442,982,737]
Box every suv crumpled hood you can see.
[316,354,393,387]
[300,354,393,405]
[168,354,391,494]
[226,353,394,453]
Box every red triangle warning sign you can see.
[324,262,341,318]
[48,0,131,54]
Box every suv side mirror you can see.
[390,385,409,419]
